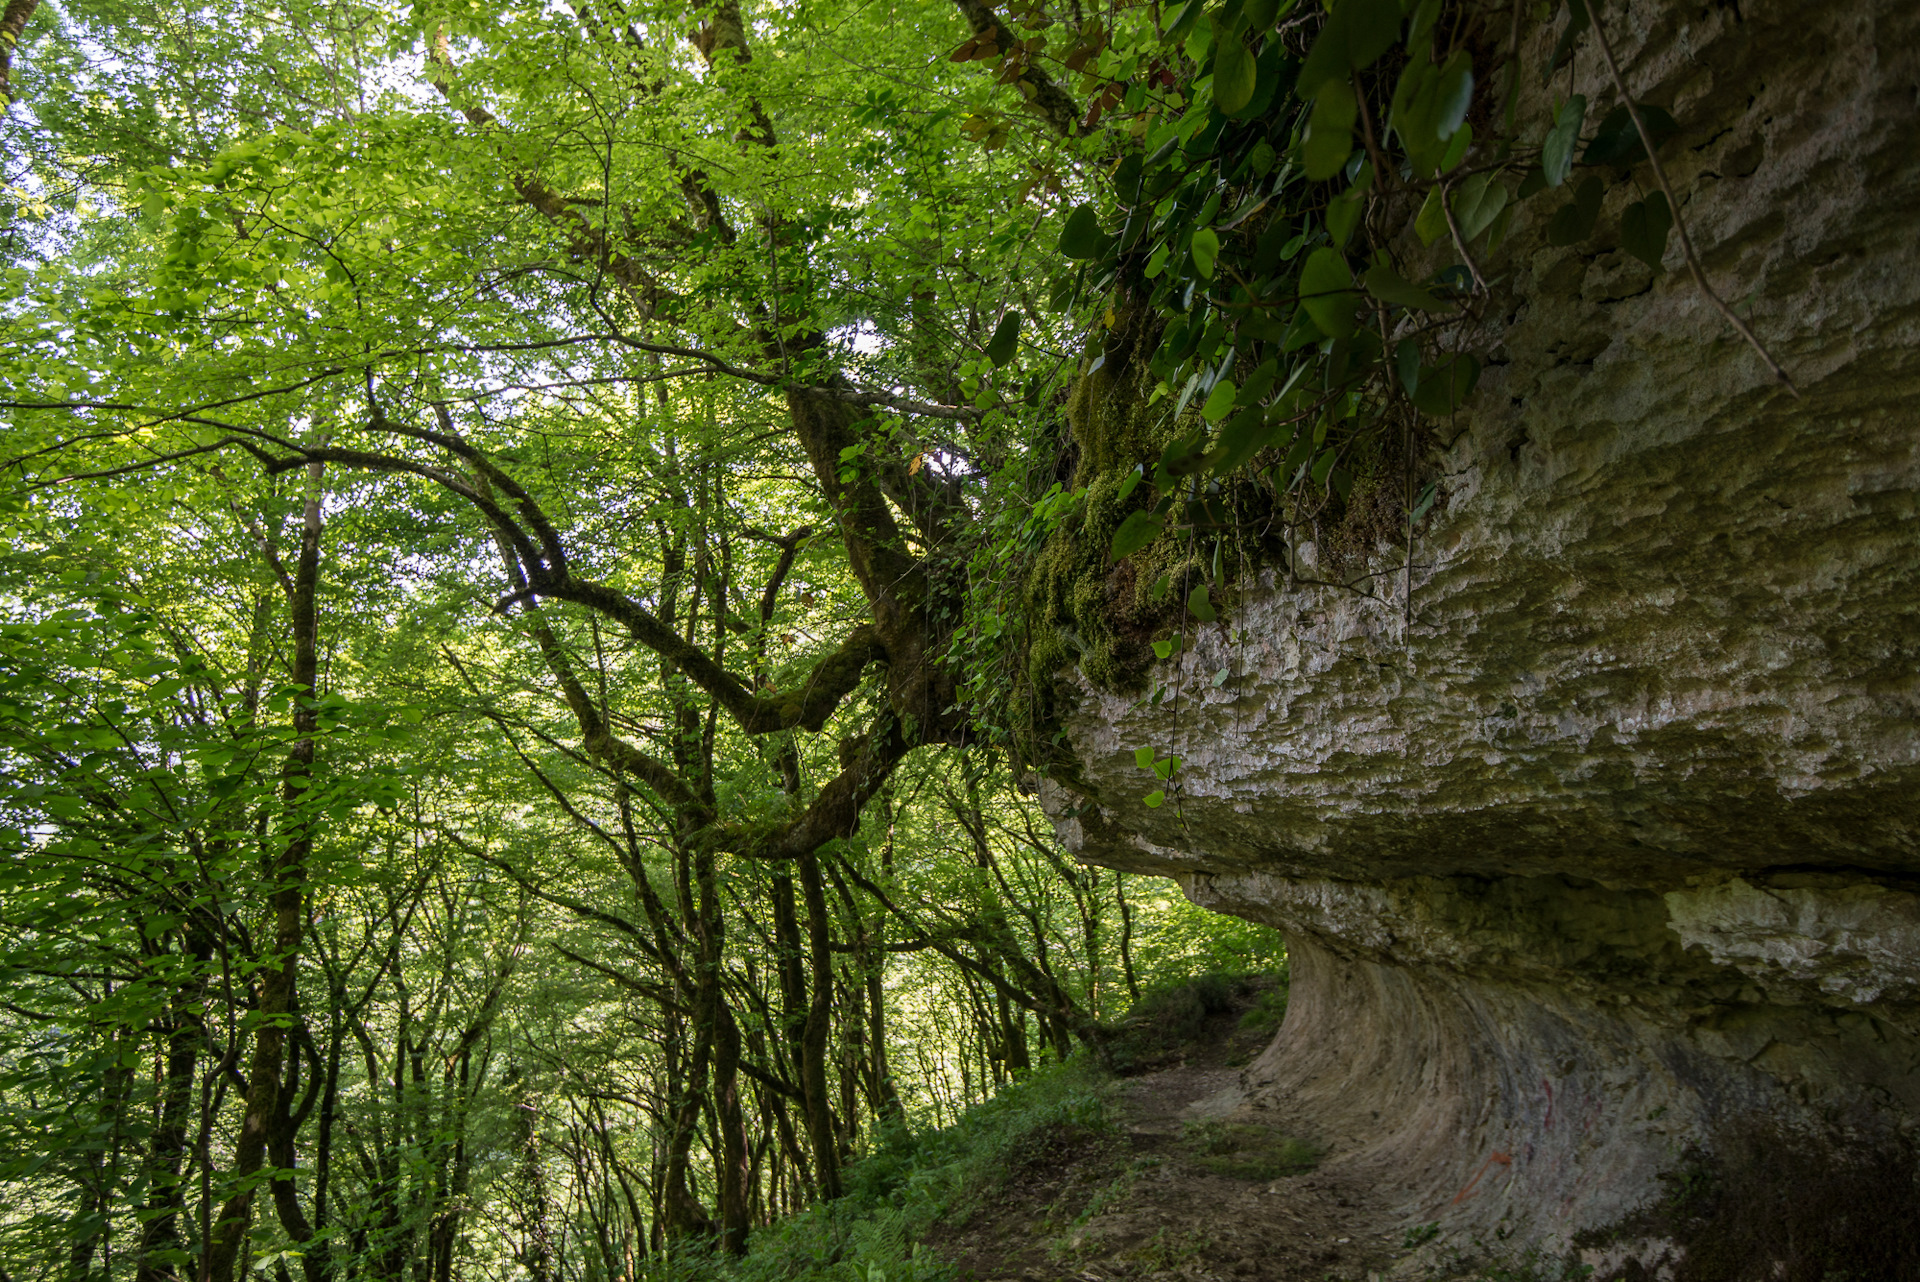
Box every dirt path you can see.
[931,1034,1408,1282]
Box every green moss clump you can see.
[1022,469,1202,699]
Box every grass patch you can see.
[702,1058,1115,1282]
[1182,1119,1318,1180]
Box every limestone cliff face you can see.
[1042,0,1920,1248]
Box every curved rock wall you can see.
[1042,0,1920,1249]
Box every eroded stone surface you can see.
[1042,0,1920,1250]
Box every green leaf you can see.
[1619,191,1673,269]
[1431,53,1474,141]
[1413,186,1450,246]
[1298,0,1402,97]
[1187,583,1218,622]
[1213,39,1258,115]
[1303,80,1357,181]
[1200,379,1238,423]
[1393,50,1474,176]
[1395,337,1421,396]
[1228,40,1289,121]
[1152,755,1179,779]
[1548,0,1591,78]
[1411,481,1438,523]
[1410,354,1481,415]
[1582,104,1681,168]
[1143,789,1166,808]
[1134,746,1156,769]
[985,311,1020,367]
[1298,248,1359,340]
[1541,95,1586,187]
[1363,263,1453,312]
[1451,173,1509,242]
[1149,572,1173,602]
[1152,634,1183,658]
[1210,406,1282,475]
[1406,0,1441,47]
[1237,359,1280,406]
[1110,511,1166,562]
[1545,174,1605,246]
[1190,226,1221,279]
[1058,205,1111,259]
[1310,447,1338,486]
[1117,466,1144,502]
[1211,666,1231,687]
[1325,186,1364,248]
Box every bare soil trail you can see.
[928,1001,1413,1282]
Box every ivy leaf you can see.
[1548,0,1590,79]
[1390,50,1472,176]
[1619,191,1673,270]
[1432,53,1475,141]
[1058,205,1111,259]
[1143,789,1166,808]
[1411,481,1438,523]
[1298,0,1402,98]
[1541,95,1586,188]
[1134,746,1156,769]
[1152,634,1182,658]
[1200,379,1238,423]
[1110,511,1166,562]
[1582,104,1680,168]
[1298,248,1359,340]
[1149,573,1173,602]
[1545,174,1605,246]
[1237,359,1280,406]
[1213,38,1258,115]
[1395,338,1421,396]
[1190,226,1221,279]
[1228,41,1290,121]
[1152,755,1181,779]
[984,311,1020,367]
[1187,583,1218,623]
[1303,79,1357,181]
[1410,354,1481,416]
[1209,406,1282,476]
[1451,173,1509,242]
[1212,666,1231,687]
[1363,263,1454,312]
[1310,447,1339,486]
[1413,186,1450,246]
[1325,186,1364,249]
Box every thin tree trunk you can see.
[204,458,325,1282]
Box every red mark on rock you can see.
[1451,1150,1513,1204]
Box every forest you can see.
[0,0,1798,1275]
[0,0,1304,1275]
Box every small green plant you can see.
[1124,1228,1210,1273]
[1237,985,1289,1033]
[1401,1221,1441,1248]
[1183,1119,1318,1180]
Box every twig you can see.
[1437,177,1490,295]
[1352,73,1392,193]
[1585,6,1799,397]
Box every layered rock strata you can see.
[1043,0,1920,1247]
